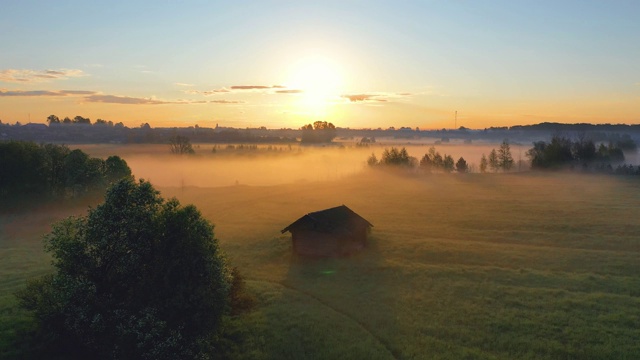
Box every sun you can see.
[287,56,344,116]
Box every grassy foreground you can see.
[2,171,640,359]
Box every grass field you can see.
[2,166,640,359]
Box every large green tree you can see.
[18,179,231,359]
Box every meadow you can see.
[1,144,639,359]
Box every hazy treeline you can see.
[367,136,637,175]
[368,141,514,173]
[527,136,629,170]
[1,116,298,144]
[368,146,473,173]
[3,116,640,146]
[0,141,132,200]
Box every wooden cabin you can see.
[281,205,373,256]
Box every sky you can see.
[1,1,639,129]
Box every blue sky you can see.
[1,1,639,129]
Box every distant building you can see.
[281,205,373,257]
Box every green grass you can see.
[2,171,640,359]
[0,201,93,358]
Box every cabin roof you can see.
[281,205,373,234]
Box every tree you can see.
[420,147,439,172]
[18,179,231,359]
[47,114,60,125]
[73,115,91,125]
[169,135,195,154]
[431,152,444,169]
[60,150,107,195]
[527,136,577,169]
[105,155,132,183]
[455,157,468,173]
[498,140,514,171]
[572,137,597,164]
[488,149,499,172]
[42,143,71,196]
[442,154,454,173]
[419,153,433,172]
[597,143,625,163]
[381,147,412,166]
[367,153,378,166]
[300,121,337,143]
[479,154,488,173]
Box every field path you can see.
[249,278,400,360]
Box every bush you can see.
[18,179,231,359]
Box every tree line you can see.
[0,141,132,200]
[367,146,477,173]
[479,140,514,172]
[526,136,626,170]
[365,137,637,175]
[367,140,515,173]
[47,114,125,127]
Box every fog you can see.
[78,141,530,188]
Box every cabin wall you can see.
[292,230,340,256]
[292,228,369,256]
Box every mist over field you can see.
[76,142,531,187]
[3,140,640,359]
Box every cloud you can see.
[341,94,387,102]
[275,89,304,94]
[0,69,86,83]
[84,94,244,105]
[0,89,97,97]
[341,92,412,103]
[59,90,98,95]
[229,85,286,90]
[208,99,244,104]
[0,90,59,97]
[0,88,242,105]
[185,88,231,96]
[85,95,169,105]
[175,83,195,87]
[230,85,272,90]
[187,85,296,96]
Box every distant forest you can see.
[2,115,640,145]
